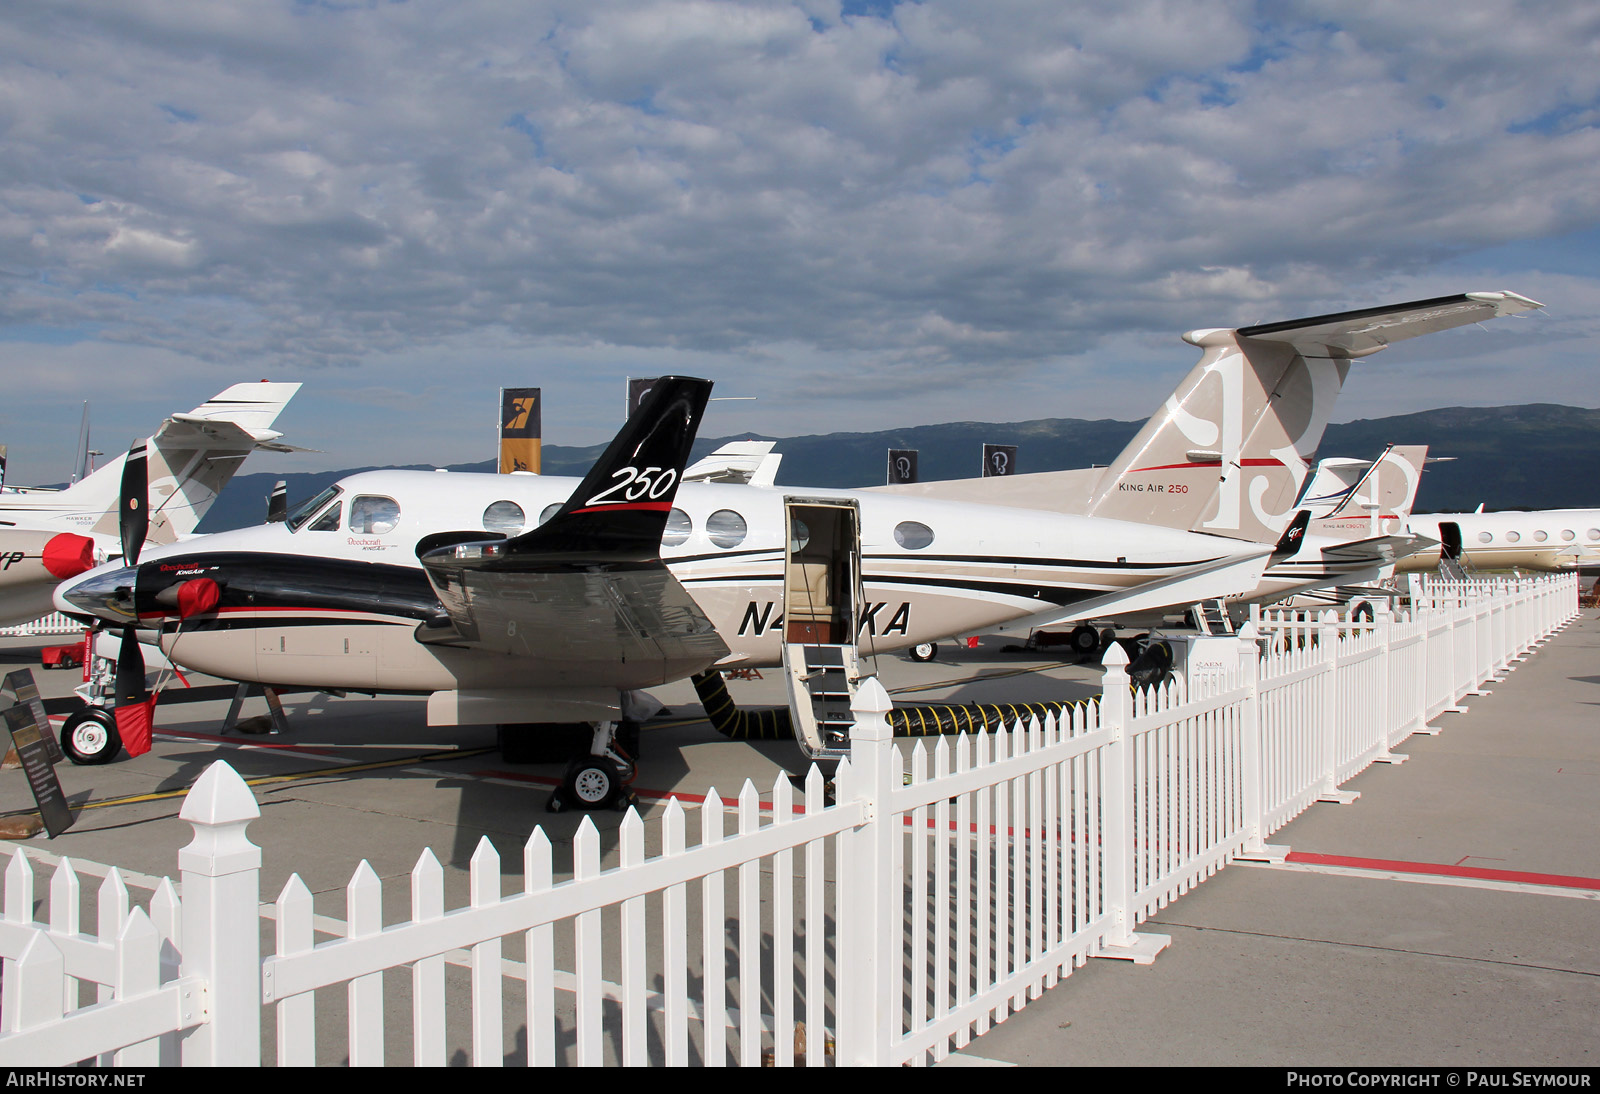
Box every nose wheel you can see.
[61,707,122,765]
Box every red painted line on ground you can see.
[1286,851,1600,891]
[151,728,348,756]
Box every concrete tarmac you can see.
[945,611,1600,1068]
[1,616,1594,1066]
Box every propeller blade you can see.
[119,439,150,564]
[113,624,149,707]
[111,624,156,759]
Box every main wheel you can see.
[910,642,938,663]
[547,755,626,813]
[61,707,122,766]
[571,761,615,805]
[1068,625,1099,656]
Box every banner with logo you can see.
[499,387,541,474]
[887,449,919,485]
[982,444,1018,477]
[627,377,659,419]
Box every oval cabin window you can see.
[1504,531,1521,543]
[707,510,748,549]
[661,508,692,547]
[483,500,525,535]
[1476,531,1493,544]
[894,521,935,550]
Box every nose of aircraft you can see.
[55,563,140,625]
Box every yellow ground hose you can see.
[690,671,1086,742]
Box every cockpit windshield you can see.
[286,485,343,532]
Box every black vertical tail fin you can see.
[505,376,714,562]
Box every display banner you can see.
[4,669,63,764]
[2,673,74,837]
[627,378,659,418]
[498,387,542,474]
[888,449,919,485]
[982,444,1019,477]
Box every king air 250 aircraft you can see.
[0,382,302,627]
[55,292,1540,801]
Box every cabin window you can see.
[1477,531,1493,544]
[538,503,562,526]
[661,508,692,547]
[1588,529,1600,541]
[1560,529,1575,541]
[287,485,341,532]
[483,500,526,535]
[1505,531,1521,543]
[894,521,935,550]
[707,509,748,549]
[788,518,810,554]
[309,501,343,532]
[350,496,401,535]
[1533,530,1548,543]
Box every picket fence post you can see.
[837,675,898,1066]
[177,762,262,1067]
[1235,622,1270,855]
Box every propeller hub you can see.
[55,564,142,626]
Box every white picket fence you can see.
[0,613,83,639]
[0,573,1579,1066]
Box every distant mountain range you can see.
[197,403,1600,533]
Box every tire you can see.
[61,707,122,766]
[1351,600,1376,623]
[909,642,938,663]
[566,757,619,808]
[1068,625,1099,656]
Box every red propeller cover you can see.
[42,534,96,580]
[177,577,221,618]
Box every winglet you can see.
[505,376,713,563]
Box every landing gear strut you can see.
[546,720,640,814]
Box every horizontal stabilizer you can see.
[1228,292,1542,358]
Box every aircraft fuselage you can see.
[63,468,1266,706]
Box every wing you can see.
[416,376,729,687]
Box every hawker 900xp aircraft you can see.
[0,382,301,627]
[55,292,1541,804]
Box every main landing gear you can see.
[544,720,640,814]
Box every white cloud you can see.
[0,0,1596,482]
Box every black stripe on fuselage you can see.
[137,551,440,622]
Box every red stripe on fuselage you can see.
[1129,457,1288,473]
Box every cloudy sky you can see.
[2,0,1597,484]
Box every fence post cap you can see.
[179,761,261,877]
[1100,641,1129,667]
[179,761,260,827]
[848,675,894,744]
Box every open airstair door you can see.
[1438,521,1470,579]
[781,498,866,761]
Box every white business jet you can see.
[0,382,301,627]
[54,293,1539,802]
